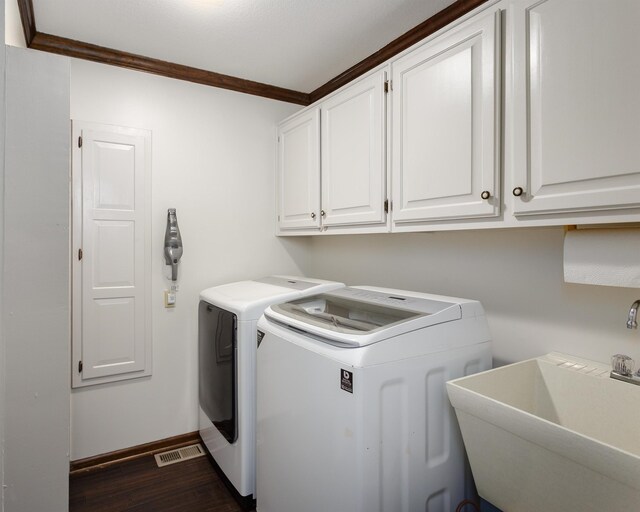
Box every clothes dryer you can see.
[198,276,344,501]
[256,286,492,512]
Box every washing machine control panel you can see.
[331,287,456,316]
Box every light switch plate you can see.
[164,290,176,308]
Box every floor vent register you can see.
[154,443,206,468]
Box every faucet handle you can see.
[611,354,635,376]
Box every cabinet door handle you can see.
[311,212,316,219]
[321,210,326,217]
[480,190,491,200]
[512,187,524,197]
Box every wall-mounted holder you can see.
[628,299,639,329]
[164,208,183,281]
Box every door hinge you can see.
[384,80,389,93]
[78,248,83,260]
[78,136,83,148]
[78,360,83,373]
[384,199,392,213]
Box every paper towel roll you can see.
[563,228,640,288]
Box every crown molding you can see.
[308,0,489,103]
[16,0,36,45]
[30,32,311,105]
[18,0,488,105]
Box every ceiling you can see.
[32,0,457,93]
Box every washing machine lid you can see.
[265,287,466,347]
[199,276,344,320]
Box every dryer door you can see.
[198,301,237,443]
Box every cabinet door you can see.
[321,70,386,227]
[277,108,321,230]
[392,10,500,224]
[511,0,640,216]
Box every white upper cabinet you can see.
[510,0,640,216]
[277,108,321,230]
[392,9,501,225]
[321,70,387,227]
[276,0,640,235]
[277,71,388,234]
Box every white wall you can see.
[69,59,307,460]
[68,59,640,461]
[4,0,23,48]
[300,229,640,366]
[0,1,6,508]
[3,46,70,512]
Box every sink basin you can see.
[447,352,640,512]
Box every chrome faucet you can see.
[609,301,640,386]
[611,353,640,386]
[628,300,640,329]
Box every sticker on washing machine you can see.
[340,369,353,393]
[257,330,265,348]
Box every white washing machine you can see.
[198,276,344,501]
[256,286,492,512]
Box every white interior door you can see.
[72,122,151,387]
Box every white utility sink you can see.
[447,352,640,512]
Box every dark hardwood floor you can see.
[70,453,248,512]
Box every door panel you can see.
[93,141,137,210]
[403,48,472,202]
[92,220,135,288]
[86,297,139,376]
